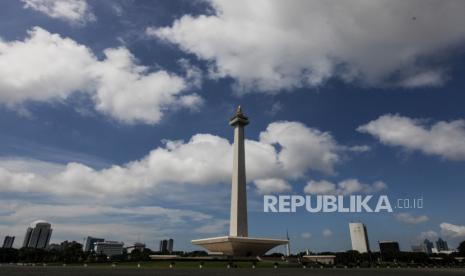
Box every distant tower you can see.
[159,239,168,253]
[229,106,249,237]
[423,239,433,254]
[436,238,449,251]
[22,228,33,248]
[349,222,370,253]
[2,236,15,249]
[286,230,291,256]
[168,238,174,253]
[23,221,52,249]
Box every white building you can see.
[85,236,104,252]
[349,222,370,253]
[303,255,336,265]
[94,241,124,257]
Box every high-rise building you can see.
[84,236,104,252]
[158,239,174,254]
[22,221,53,249]
[22,227,33,248]
[94,241,124,257]
[436,238,449,251]
[159,239,168,253]
[349,222,370,253]
[423,239,433,254]
[2,236,15,249]
[379,241,400,259]
[167,239,174,253]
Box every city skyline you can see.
[2,219,457,256]
[1,0,465,253]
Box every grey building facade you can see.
[22,221,53,249]
[84,236,104,252]
[436,238,449,251]
[2,236,15,249]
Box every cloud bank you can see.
[22,0,95,24]
[0,27,202,124]
[395,212,429,225]
[304,179,387,195]
[0,120,356,246]
[151,0,465,92]
[358,114,465,161]
[0,121,345,199]
[440,222,465,238]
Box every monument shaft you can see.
[229,106,249,237]
[230,123,248,237]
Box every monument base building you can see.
[192,236,287,257]
[192,107,288,256]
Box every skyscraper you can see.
[423,239,434,254]
[349,222,370,253]
[22,221,53,249]
[84,236,104,252]
[22,227,33,248]
[2,236,15,249]
[378,240,400,260]
[436,238,449,251]
[167,238,174,253]
[159,239,168,253]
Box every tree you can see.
[62,241,84,262]
[0,248,19,262]
[458,240,465,256]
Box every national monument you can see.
[191,106,288,256]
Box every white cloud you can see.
[358,114,465,161]
[304,179,387,195]
[193,220,229,235]
[395,213,429,225]
[150,0,465,92]
[0,27,202,124]
[400,70,446,88]
[440,222,465,238]
[322,229,332,237]
[0,202,210,225]
[22,0,96,24]
[303,180,335,195]
[90,47,203,124]
[301,232,312,239]
[0,157,65,175]
[254,178,291,194]
[348,145,371,153]
[418,230,438,241]
[259,121,340,175]
[0,27,95,104]
[0,121,342,199]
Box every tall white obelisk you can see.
[229,106,249,237]
[191,106,288,256]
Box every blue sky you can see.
[1,0,465,253]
